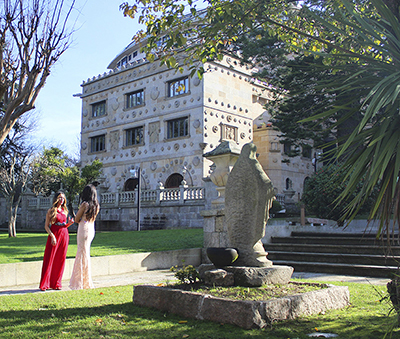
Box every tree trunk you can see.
[8,215,16,238]
[6,193,21,238]
[7,199,16,237]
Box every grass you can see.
[0,229,203,264]
[168,281,327,301]
[1,228,399,337]
[0,280,398,338]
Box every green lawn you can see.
[0,229,203,264]
[1,228,399,337]
[0,281,398,338]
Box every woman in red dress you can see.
[39,191,74,291]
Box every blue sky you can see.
[33,1,143,157]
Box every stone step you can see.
[272,260,397,278]
[265,231,400,278]
[290,231,397,238]
[289,231,400,245]
[291,231,388,238]
[271,236,390,246]
[267,251,400,267]
[265,243,400,256]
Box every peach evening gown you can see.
[69,217,95,290]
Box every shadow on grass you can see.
[6,234,78,263]
[0,302,266,339]
[0,300,397,339]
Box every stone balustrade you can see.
[27,186,205,209]
[100,186,205,207]
[28,196,52,209]
[22,186,206,230]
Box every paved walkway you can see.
[0,270,390,297]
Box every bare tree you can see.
[0,151,31,237]
[0,0,75,146]
[0,112,36,237]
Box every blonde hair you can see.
[48,191,68,225]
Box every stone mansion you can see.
[74,34,317,230]
[0,35,317,231]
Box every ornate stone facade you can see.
[79,52,267,194]
[74,36,274,230]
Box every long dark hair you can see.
[81,184,99,221]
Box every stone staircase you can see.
[266,231,400,278]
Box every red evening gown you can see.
[39,210,69,290]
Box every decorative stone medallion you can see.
[150,87,160,100]
[110,97,119,111]
[193,119,201,128]
[193,76,201,86]
[192,156,200,166]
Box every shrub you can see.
[170,263,199,284]
[269,200,283,217]
[302,164,377,225]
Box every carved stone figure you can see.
[149,122,160,143]
[225,143,275,267]
[110,131,120,150]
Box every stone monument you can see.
[225,142,275,267]
[201,142,294,286]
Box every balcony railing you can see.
[28,196,52,209]
[100,186,205,207]
[26,186,205,211]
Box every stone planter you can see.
[133,284,350,329]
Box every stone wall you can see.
[97,202,205,231]
[3,185,208,231]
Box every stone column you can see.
[201,141,241,252]
[203,141,241,207]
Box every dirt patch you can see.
[164,281,328,301]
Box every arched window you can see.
[124,178,138,191]
[165,173,184,188]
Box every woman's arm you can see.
[44,210,57,246]
[65,213,75,227]
[75,202,89,223]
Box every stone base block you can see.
[204,269,234,287]
[198,264,294,287]
[225,265,294,287]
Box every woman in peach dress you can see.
[69,184,100,290]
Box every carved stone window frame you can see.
[89,134,106,153]
[90,100,107,118]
